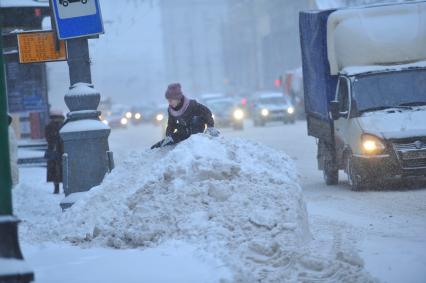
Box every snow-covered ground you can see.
[13,121,426,282]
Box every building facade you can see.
[159,0,228,96]
[223,0,315,94]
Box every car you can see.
[251,92,296,126]
[129,105,157,126]
[59,0,87,7]
[207,97,244,130]
[100,109,128,129]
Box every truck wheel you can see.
[323,162,338,185]
[347,157,368,191]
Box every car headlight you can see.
[156,113,164,121]
[287,107,295,114]
[261,109,269,116]
[135,113,142,120]
[125,112,132,119]
[120,117,128,125]
[102,120,109,125]
[233,109,244,120]
[361,134,385,155]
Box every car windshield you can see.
[352,69,426,112]
[258,96,288,105]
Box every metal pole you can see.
[0,24,12,216]
[66,38,92,85]
[0,24,34,283]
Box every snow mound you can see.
[15,135,374,282]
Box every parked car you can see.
[251,92,296,126]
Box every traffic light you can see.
[274,75,283,88]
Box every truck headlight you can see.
[120,117,128,125]
[261,109,269,117]
[156,113,164,122]
[233,109,244,120]
[361,134,385,155]
[135,113,142,120]
[125,112,132,119]
[287,107,295,114]
[102,120,109,125]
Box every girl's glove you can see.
[204,127,220,137]
[161,135,174,147]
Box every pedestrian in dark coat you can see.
[45,112,65,194]
[151,83,219,149]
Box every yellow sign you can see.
[17,31,67,64]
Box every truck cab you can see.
[300,2,426,190]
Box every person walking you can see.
[44,112,65,194]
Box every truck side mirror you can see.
[329,101,340,120]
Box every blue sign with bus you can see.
[52,0,104,40]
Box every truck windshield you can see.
[352,69,426,113]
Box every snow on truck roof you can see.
[341,60,426,76]
[327,1,426,75]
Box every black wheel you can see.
[63,1,69,6]
[346,157,368,191]
[82,0,88,3]
[323,161,338,185]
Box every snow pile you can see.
[14,135,374,282]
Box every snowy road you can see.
[108,121,426,283]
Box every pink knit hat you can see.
[165,83,184,100]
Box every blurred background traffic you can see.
[2,0,407,140]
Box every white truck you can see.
[300,1,426,190]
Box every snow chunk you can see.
[66,83,99,97]
[0,0,48,8]
[341,60,426,76]
[0,259,32,277]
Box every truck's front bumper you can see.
[353,154,426,178]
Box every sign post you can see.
[51,0,104,40]
[49,0,113,207]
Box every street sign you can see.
[17,31,67,64]
[51,0,104,40]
